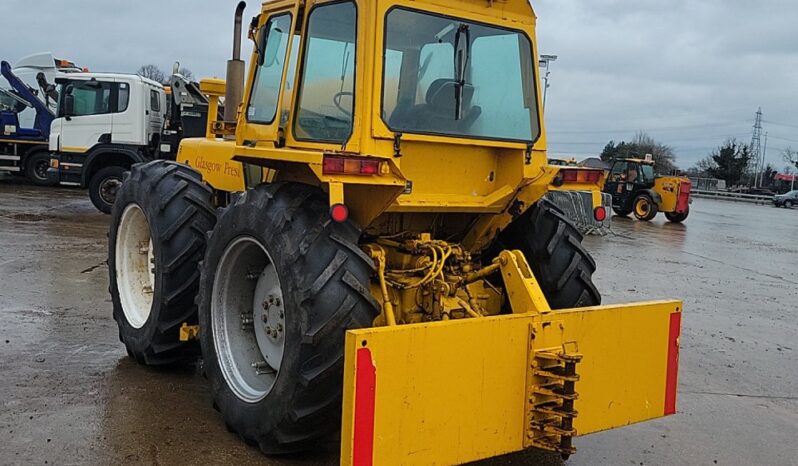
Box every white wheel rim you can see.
[211,236,286,403]
[115,204,155,329]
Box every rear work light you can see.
[323,155,381,176]
[559,168,603,184]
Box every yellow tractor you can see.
[108,1,682,464]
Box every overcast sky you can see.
[3,0,797,170]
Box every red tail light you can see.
[330,203,349,223]
[594,206,607,222]
[323,156,381,176]
[559,169,602,184]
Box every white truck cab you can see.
[48,73,167,212]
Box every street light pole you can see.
[539,54,558,112]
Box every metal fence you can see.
[691,189,772,205]
[544,191,612,236]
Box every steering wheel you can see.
[333,91,354,116]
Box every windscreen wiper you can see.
[453,24,470,121]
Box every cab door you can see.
[58,79,114,153]
[237,4,299,148]
[605,161,628,206]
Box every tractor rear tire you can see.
[25,150,55,186]
[109,160,216,365]
[633,193,658,221]
[197,183,380,454]
[89,166,127,214]
[497,198,601,309]
[665,206,689,223]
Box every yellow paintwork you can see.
[0,138,45,145]
[177,0,608,235]
[654,176,685,213]
[60,146,88,153]
[341,300,681,465]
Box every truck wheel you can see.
[197,183,379,454]
[633,193,658,221]
[25,151,55,186]
[497,198,601,309]
[665,206,689,223]
[89,166,127,214]
[109,160,216,365]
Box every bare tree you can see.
[599,131,678,175]
[784,147,798,170]
[176,67,194,81]
[136,64,167,84]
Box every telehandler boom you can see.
[108,1,682,464]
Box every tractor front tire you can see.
[497,198,601,309]
[109,160,216,365]
[665,206,689,223]
[198,183,379,454]
[633,193,658,221]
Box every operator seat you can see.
[389,78,482,134]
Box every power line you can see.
[546,121,750,135]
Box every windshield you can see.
[382,8,539,142]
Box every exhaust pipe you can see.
[224,1,247,123]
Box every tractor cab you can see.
[605,157,691,222]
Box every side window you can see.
[382,49,403,118]
[66,81,112,116]
[294,1,357,143]
[118,83,130,112]
[279,34,301,128]
[609,162,627,182]
[247,13,293,124]
[150,89,161,112]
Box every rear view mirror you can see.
[64,94,75,116]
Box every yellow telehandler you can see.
[108,1,681,464]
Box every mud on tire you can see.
[109,160,216,365]
[198,183,379,454]
[496,198,601,309]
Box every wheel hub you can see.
[100,178,122,205]
[115,204,155,328]
[212,236,285,403]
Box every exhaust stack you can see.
[224,1,247,123]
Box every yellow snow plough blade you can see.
[340,301,682,465]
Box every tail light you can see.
[323,156,381,175]
[330,203,349,223]
[594,206,607,222]
[559,169,603,184]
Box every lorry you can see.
[0,60,55,184]
[107,1,682,464]
[47,70,214,213]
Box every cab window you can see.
[64,81,112,116]
[609,162,627,182]
[150,89,161,112]
[118,83,130,112]
[247,13,293,124]
[294,1,357,143]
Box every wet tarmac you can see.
[1,179,796,465]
